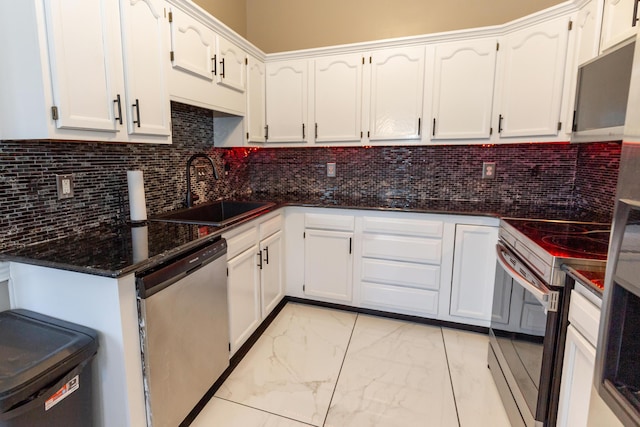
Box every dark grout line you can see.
[321,312,359,427]
[441,328,462,427]
[214,396,316,426]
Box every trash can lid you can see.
[0,309,98,411]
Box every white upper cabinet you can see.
[494,15,571,139]
[167,6,246,116]
[44,0,124,133]
[169,7,215,81]
[216,35,247,93]
[313,54,363,142]
[0,0,170,143]
[431,38,498,140]
[265,60,309,143]
[600,0,640,52]
[574,0,605,66]
[119,0,171,137]
[246,55,266,143]
[366,46,425,141]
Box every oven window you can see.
[491,266,547,415]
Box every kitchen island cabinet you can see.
[7,263,146,427]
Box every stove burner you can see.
[522,221,590,234]
[541,235,610,257]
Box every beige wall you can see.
[194,0,565,53]
[193,0,247,37]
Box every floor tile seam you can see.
[321,312,360,427]
[440,326,462,427]
[212,396,317,426]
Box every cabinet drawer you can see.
[569,289,600,347]
[361,282,439,316]
[361,258,440,290]
[362,234,441,264]
[225,227,258,259]
[259,214,282,239]
[305,213,354,231]
[362,217,443,237]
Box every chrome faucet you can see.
[185,153,219,208]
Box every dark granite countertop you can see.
[0,196,611,278]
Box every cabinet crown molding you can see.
[265,0,582,62]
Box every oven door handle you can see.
[496,243,554,310]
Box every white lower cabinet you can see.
[448,224,499,325]
[358,216,443,316]
[224,211,283,356]
[558,284,622,427]
[303,213,354,303]
[286,207,499,326]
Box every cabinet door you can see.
[168,7,215,81]
[227,244,261,355]
[260,231,283,317]
[119,0,171,137]
[304,229,353,302]
[600,0,639,52]
[266,60,308,143]
[495,16,570,138]
[575,0,605,66]
[216,35,246,93]
[431,38,497,140]
[314,54,363,142]
[449,224,498,322]
[368,46,425,141]
[557,325,596,427]
[44,0,124,132]
[247,55,266,143]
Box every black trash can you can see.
[0,309,99,427]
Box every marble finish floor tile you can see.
[324,315,459,427]
[441,328,511,427]
[191,397,313,427]
[215,303,357,426]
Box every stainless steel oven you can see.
[489,219,609,427]
[595,199,640,426]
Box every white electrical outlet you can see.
[56,174,74,199]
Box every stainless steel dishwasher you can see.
[136,237,228,427]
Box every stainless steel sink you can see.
[151,200,275,227]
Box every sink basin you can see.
[151,200,275,227]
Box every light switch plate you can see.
[56,174,74,199]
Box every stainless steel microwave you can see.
[571,40,635,142]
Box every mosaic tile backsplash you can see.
[0,102,621,250]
